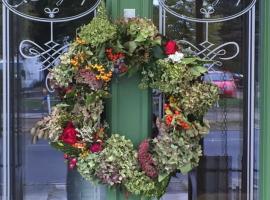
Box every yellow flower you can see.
[79,150,90,159]
[169,96,176,103]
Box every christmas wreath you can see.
[31,3,219,199]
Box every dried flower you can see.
[106,48,125,61]
[75,69,103,90]
[138,140,158,179]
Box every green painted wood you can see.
[105,0,153,199]
[106,0,153,20]
[260,0,270,199]
[106,75,152,146]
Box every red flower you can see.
[90,143,103,153]
[59,122,78,145]
[106,48,125,61]
[63,86,73,95]
[165,115,173,125]
[165,40,178,55]
[178,120,190,130]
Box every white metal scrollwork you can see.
[158,0,255,70]
[2,0,101,91]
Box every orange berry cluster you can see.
[70,53,86,69]
[91,64,113,82]
[164,103,190,130]
[106,48,125,61]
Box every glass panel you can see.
[2,1,98,199]
[154,0,260,199]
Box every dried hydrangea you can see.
[138,140,158,179]
[179,82,219,116]
[75,69,103,90]
[78,2,117,47]
[95,162,123,186]
[152,130,202,175]
[50,64,75,88]
[31,105,71,143]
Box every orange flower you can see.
[72,142,86,149]
[76,37,86,45]
[70,59,78,66]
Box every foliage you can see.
[78,3,117,47]
[153,130,202,176]
[31,3,219,199]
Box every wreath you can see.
[31,3,219,199]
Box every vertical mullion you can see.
[247,5,256,200]
[2,4,11,200]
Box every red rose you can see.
[165,40,178,55]
[59,122,78,145]
[89,143,103,153]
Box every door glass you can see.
[153,0,259,199]
[1,1,98,199]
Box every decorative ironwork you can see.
[3,0,101,91]
[158,0,256,23]
[2,0,101,22]
[158,0,255,69]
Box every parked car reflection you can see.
[204,71,237,98]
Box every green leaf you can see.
[181,57,197,65]
[190,66,208,77]
[124,41,138,54]
[152,46,165,59]
[116,40,124,50]
[97,44,106,59]
[180,163,192,174]
[127,65,139,77]
[86,94,96,105]
[158,173,170,182]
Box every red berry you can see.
[68,163,75,170]
[70,158,77,165]
[64,154,69,159]
[175,111,180,115]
